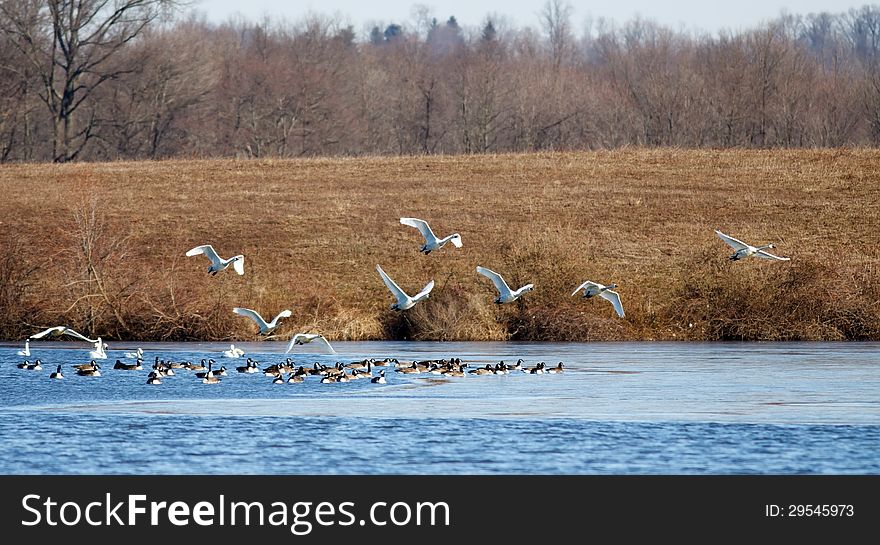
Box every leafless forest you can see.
[2,1,880,163]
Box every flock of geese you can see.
[9,219,788,386]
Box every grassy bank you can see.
[1,149,878,342]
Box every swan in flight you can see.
[17,339,29,356]
[285,333,336,354]
[29,326,97,343]
[572,281,625,318]
[233,307,292,335]
[89,338,109,360]
[124,347,143,359]
[185,244,245,275]
[222,344,245,358]
[476,266,533,304]
[376,264,434,310]
[715,230,790,261]
[400,217,462,254]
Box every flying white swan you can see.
[476,266,533,304]
[89,337,109,360]
[222,344,245,358]
[17,339,29,357]
[124,347,143,359]
[285,333,336,354]
[715,230,790,261]
[232,307,292,335]
[376,264,434,310]
[400,217,462,254]
[185,244,245,275]
[572,281,625,318]
[29,326,97,343]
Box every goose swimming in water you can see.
[715,230,791,261]
[571,281,625,318]
[49,365,64,379]
[476,266,533,304]
[371,370,387,384]
[286,333,336,354]
[399,217,462,254]
[146,371,162,385]
[76,364,101,377]
[232,307,292,335]
[376,264,434,311]
[185,244,245,275]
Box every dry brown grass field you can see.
[1,149,878,342]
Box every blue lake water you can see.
[1,341,878,474]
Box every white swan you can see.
[232,307,292,335]
[400,217,462,254]
[17,339,29,357]
[89,337,109,360]
[29,326,97,343]
[572,281,625,318]
[124,347,143,359]
[376,264,434,310]
[285,333,336,354]
[476,266,533,304]
[222,344,245,358]
[715,230,790,261]
[185,244,245,275]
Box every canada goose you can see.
[146,371,162,385]
[476,266,533,304]
[572,281,625,318]
[509,359,524,372]
[397,363,421,374]
[399,217,463,254]
[372,358,396,367]
[167,360,186,369]
[236,359,259,373]
[76,364,101,377]
[186,359,209,372]
[442,368,465,378]
[16,360,31,369]
[345,359,372,371]
[715,230,791,261]
[371,370,387,384]
[28,359,43,371]
[49,365,64,379]
[73,360,99,372]
[202,374,221,384]
[222,344,244,358]
[320,375,337,384]
[196,364,226,379]
[272,374,285,384]
[376,264,434,311]
[185,244,244,275]
[469,364,495,376]
[233,307,292,335]
[494,362,509,375]
[337,372,350,383]
[17,339,30,356]
[278,359,296,374]
[527,362,547,375]
[546,362,565,374]
[114,359,142,371]
[287,373,305,384]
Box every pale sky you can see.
[192,1,870,34]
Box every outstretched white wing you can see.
[29,326,66,339]
[186,245,223,266]
[754,250,790,261]
[271,310,293,325]
[232,256,245,275]
[715,230,750,251]
[233,307,270,331]
[476,266,513,297]
[599,290,625,318]
[400,217,437,243]
[571,280,601,297]
[377,264,410,304]
[412,279,435,300]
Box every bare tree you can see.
[0,0,178,162]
